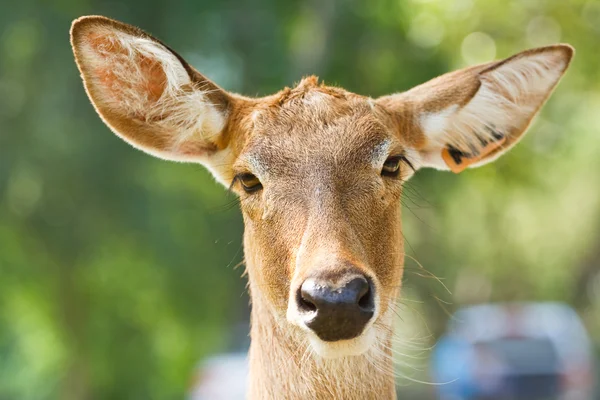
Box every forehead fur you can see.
[255,76,377,128]
[277,76,354,105]
[238,77,393,172]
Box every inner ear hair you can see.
[70,16,233,162]
[379,44,574,173]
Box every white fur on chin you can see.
[307,327,377,358]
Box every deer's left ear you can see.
[378,45,574,173]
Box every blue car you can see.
[431,303,595,400]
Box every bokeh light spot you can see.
[408,13,445,49]
[461,32,496,64]
[526,16,562,47]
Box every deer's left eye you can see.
[381,156,402,177]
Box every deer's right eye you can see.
[238,173,263,193]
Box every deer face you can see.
[71,16,572,358]
[234,88,410,356]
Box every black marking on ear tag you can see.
[486,125,504,141]
[476,134,489,147]
[475,126,504,145]
[448,127,505,166]
[447,145,471,165]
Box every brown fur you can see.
[70,16,573,399]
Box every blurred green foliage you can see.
[1,0,599,398]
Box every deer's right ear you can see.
[70,16,240,185]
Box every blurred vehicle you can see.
[431,302,596,400]
[188,352,248,400]
[188,322,249,400]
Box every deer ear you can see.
[70,16,238,184]
[378,45,574,173]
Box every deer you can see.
[70,15,573,399]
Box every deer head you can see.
[70,15,572,397]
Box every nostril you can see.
[357,286,373,310]
[357,280,375,312]
[297,287,317,313]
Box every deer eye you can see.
[238,173,263,193]
[381,156,402,177]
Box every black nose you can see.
[298,274,375,341]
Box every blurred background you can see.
[1,0,600,399]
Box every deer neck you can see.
[246,289,397,400]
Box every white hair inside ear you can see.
[413,45,572,173]
[72,17,231,164]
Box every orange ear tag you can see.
[441,136,507,173]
